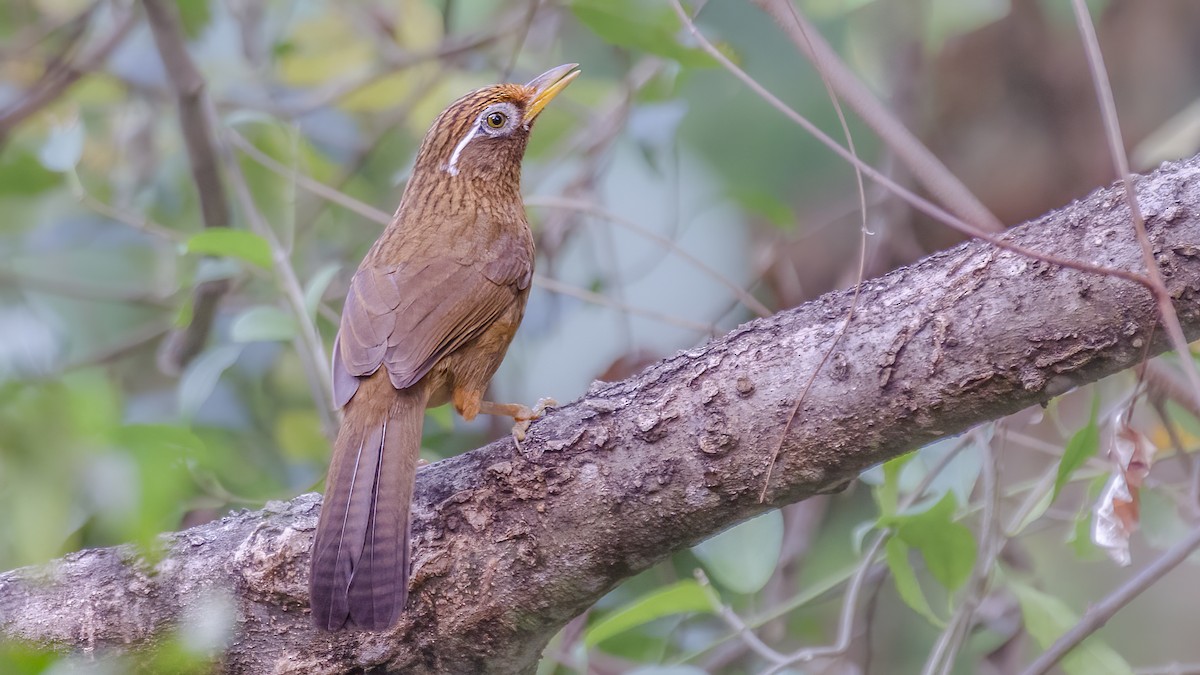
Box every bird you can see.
[309,64,579,632]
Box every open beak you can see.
[524,63,580,123]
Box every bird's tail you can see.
[310,373,427,631]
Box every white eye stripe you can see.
[442,102,520,176]
[444,125,479,177]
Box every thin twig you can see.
[1147,395,1200,519]
[1021,525,1200,675]
[0,0,98,59]
[694,569,787,666]
[533,274,714,335]
[228,130,392,224]
[142,0,230,232]
[668,0,1153,292]
[526,195,771,318]
[143,0,335,434]
[0,267,175,307]
[61,320,175,372]
[1004,461,1058,538]
[1069,0,1200,403]
[755,0,871,502]
[924,428,1002,675]
[0,5,134,137]
[1145,360,1200,423]
[531,58,666,352]
[66,169,181,241]
[759,533,886,675]
[142,0,235,374]
[752,0,1004,233]
[762,434,978,674]
[283,13,520,115]
[289,66,445,242]
[215,123,337,436]
[1134,663,1200,675]
[500,0,543,81]
[230,131,731,333]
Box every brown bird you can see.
[310,64,579,631]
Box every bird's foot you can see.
[511,397,558,445]
[478,397,557,457]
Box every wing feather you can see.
[331,228,531,406]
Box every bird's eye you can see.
[485,111,507,129]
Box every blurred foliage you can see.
[4,0,1200,672]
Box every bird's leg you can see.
[453,387,556,450]
[478,398,558,445]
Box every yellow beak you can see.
[524,63,580,122]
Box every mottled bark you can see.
[5,156,1200,673]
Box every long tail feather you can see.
[310,375,427,631]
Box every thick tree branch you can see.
[5,155,1200,673]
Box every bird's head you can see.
[410,64,579,186]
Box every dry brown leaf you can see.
[1092,421,1157,566]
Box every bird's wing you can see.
[332,236,531,408]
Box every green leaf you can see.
[117,424,207,456]
[0,640,59,674]
[276,410,328,461]
[0,147,62,196]
[179,344,243,418]
[113,425,207,550]
[731,186,796,229]
[1053,396,1100,503]
[692,510,783,594]
[186,230,273,270]
[1009,485,1054,537]
[175,0,212,38]
[304,262,340,318]
[1010,579,1133,675]
[230,305,297,342]
[569,0,716,68]
[426,404,454,431]
[584,580,715,647]
[37,121,84,172]
[874,452,913,518]
[885,537,944,626]
[882,492,976,592]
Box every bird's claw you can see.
[511,397,558,455]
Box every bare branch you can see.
[142,0,234,374]
[142,0,228,232]
[526,195,772,318]
[0,5,134,138]
[669,0,1152,290]
[1069,0,1200,403]
[5,154,1200,674]
[1021,525,1200,675]
[752,0,1004,234]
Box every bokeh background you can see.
[4,0,1200,672]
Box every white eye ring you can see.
[445,102,520,175]
[478,102,518,135]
